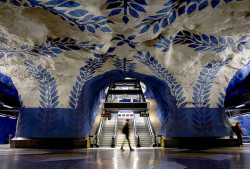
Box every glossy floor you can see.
[0,144,250,169]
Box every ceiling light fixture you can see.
[2,105,14,109]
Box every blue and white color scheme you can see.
[0,0,249,140]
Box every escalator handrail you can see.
[146,116,156,144]
[112,115,118,139]
[94,117,104,140]
[133,116,139,138]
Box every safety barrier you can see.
[243,136,250,143]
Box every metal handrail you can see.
[112,115,118,147]
[146,116,156,146]
[94,117,105,146]
[133,116,140,147]
[113,115,118,138]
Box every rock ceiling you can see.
[0,0,249,108]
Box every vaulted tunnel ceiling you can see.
[0,0,249,121]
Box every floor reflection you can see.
[0,145,249,169]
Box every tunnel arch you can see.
[78,69,174,137]
[225,60,250,102]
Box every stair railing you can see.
[94,117,105,147]
[111,115,118,148]
[133,116,140,147]
[146,116,156,147]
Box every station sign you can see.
[118,110,134,119]
[140,112,149,117]
[102,113,111,117]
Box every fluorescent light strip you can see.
[2,105,14,109]
[235,104,245,108]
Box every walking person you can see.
[233,122,243,147]
[121,119,134,151]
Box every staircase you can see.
[116,119,135,147]
[135,114,152,147]
[99,116,115,147]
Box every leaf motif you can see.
[210,35,218,44]
[169,11,176,24]
[202,94,210,100]
[217,103,223,109]
[40,101,46,108]
[58,1,81,7]
[130,3,146,13]
[106,2,122,9]
[51,96,59,104]
[178,6,186,16]
[218,97,223,105]
[202,34,209,43]
[101,27,112,32]
[87,25,95,33]
[187,3,197,15]
[199,0,208,11]
[153,23,159,34]
[80,15,94,22]
[40,95,47,103]
[211,0,220,8]
[129,8,140,18]
[178,97,186,104]
[135,0,147,5]
[69,9,88,17]
[109,9,122,16]
[140,25,150,34]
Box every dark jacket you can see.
[233,125,242,135]
[123,123,129,136]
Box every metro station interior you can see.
[0,0,249,168]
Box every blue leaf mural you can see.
[192,58,231,108]
[24,60,59,137]
[111,34,139,49]
[2,0,113,33]
[67,51,115,137]
[133,51,186,108]
[105,0,147,24]
[39,37,105,57]
[136,0,236,34]
[217,87,226,109]
[191,58,231,132]
[154,31,234,53]
[113,57,136,72]
[236,35,250,52]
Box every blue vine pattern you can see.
[217,87,226,109]
[216,87,230,130]
[136,0,237,34]
[192,58,231,133]
[237,35,250,52]
[0,0,113,33]
[105,0,147,24]
[0,31,105,58]
[39,37,105,57]
[133,51,186,108]
[113,57,136,72]
[192,58,231,108]
[111,34,139,49]
[154,31,250,53]
[67,47,115,137]
[24,60,59,137]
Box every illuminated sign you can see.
[140,112,149,117]
[118,110,134,119]
[102,113,111,117]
